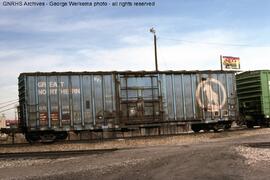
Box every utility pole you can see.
[220,55,223,71]
[150,27,158,72]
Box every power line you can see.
[160,37,270,47]
[0,99,18,105]
[156,39,169,70]
[0,102,18,110]
[0,107,17,114]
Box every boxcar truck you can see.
[236,70,270,128]
[18,71,237,142]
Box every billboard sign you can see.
[221,55,240,70]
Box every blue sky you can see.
[1,0,270,118]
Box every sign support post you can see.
[220,55,223,71]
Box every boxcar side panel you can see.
[19,71,237,133]
[260,71,270,118]
[21,73,117,131]
[161,72,236,123]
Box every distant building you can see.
[5,119,18,128]
[0,114,6,128]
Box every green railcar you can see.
[236,70,270,128]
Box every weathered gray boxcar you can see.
[18,70,237,142]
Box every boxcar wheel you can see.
[40,133,56,143]
[213,124,223,132]
[56,132,68,140]
[191,126,201,133]
[224,124,232,129]
[25,135,34,143]
[25,133,40,143]
[246,121,254,128]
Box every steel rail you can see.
[0,148,118,159]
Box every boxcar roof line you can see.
[19,70,238,76]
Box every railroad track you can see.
[0,126,248,147]
[0,148,118,159]
[244,142,270,148]
[0,127,267,159]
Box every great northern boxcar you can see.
[236,70,270,128]
[18,70,237,142]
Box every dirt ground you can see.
[0,128,270,180]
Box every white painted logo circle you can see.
[195,78,227,112]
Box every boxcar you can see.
[18,70,237,142]
[236,70,270,128]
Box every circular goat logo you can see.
[195,78,227,112]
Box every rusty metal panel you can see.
[119,74,161,124]
[160,71,236,123]
[20,73,117,131]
